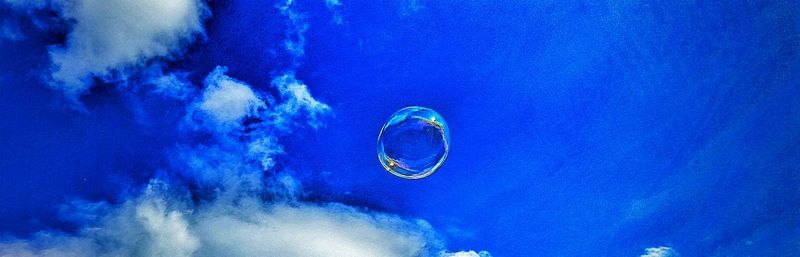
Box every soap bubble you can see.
[377,106,450,179]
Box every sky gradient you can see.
[0,0,799,256]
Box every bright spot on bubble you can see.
[377,106,450,179]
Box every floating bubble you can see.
[377,106,450,179]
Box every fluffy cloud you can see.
[47,0,207,100]
[193,66,266,129]
[0,180,449,257]
[641,246,679,257]
[193,198,435,257]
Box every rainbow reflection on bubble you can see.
[377,106,450,179]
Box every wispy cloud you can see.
[278,0,308,65]
[270,73,332,130]
[324,0,344,24]
[146,69,194,100]
[641,246,679,257]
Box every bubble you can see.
[377,106,450,179]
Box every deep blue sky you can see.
[1,0,799,256]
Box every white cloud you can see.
[641,246,679,257]
[134,193,199,257]
[47,0,206,100]
[270,72,331,130]
[247,136,285,170]
[0,181,199,257]
[195,199,436,257]
[184,68,330,134]
[0,180,446,257]
[194,66,265,129]
[442,250,493,257]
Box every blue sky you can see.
[0,0,798,256]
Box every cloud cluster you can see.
[0,0,491,256]
[0,63,484,255]
[45,0,207,100]
[173,66,331,192]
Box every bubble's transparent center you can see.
[378,106,450,179]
